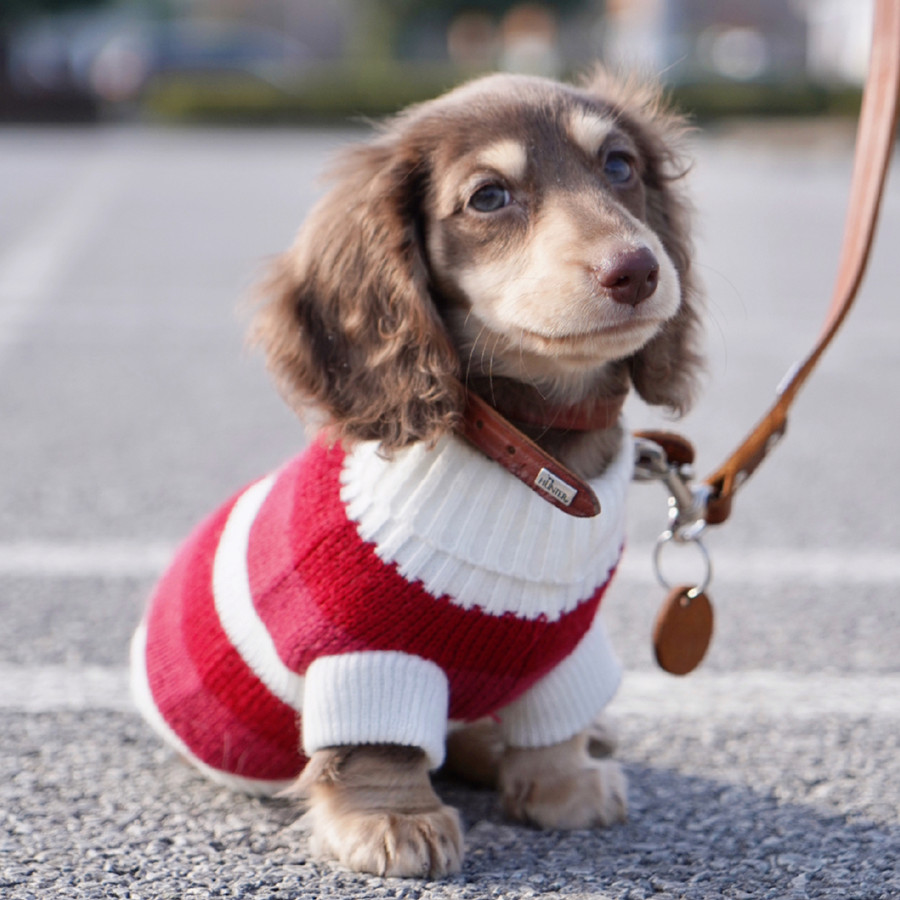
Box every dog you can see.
[130,67,703,879]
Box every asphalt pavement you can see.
[1,120,898,900]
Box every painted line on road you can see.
[0,541,175,578]
[618,545,900,587]
[612,670,900,720]
[0,147,129,353]
[3,665,899,720]
[0,665,135,712]
[0,540,899,586]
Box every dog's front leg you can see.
[498,730,628,829]
[296,744,463,878]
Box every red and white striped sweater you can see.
[131,433,629,795]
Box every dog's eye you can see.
[468,183,511,213]
[603,152,635,185]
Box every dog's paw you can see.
[295,745,463,878]
[499,736,628,830]
[309,805,463,878]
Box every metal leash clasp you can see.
[634,437,713,595]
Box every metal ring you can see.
[652,529,713,595]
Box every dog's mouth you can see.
[519,316,664,361]
[448,306,668,379]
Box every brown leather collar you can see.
[500,391,628,432]
[460,389,618,518]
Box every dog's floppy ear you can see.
[252,134,462,450]
[585,68,704,416]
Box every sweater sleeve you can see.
[496,613,622,749]
[301,651,450,769]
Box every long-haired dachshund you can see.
[131,67,703,878]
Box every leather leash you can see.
[640,0,900,674]
[702,0,900,526]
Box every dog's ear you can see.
[584,68,704,416]
[252,134,462,450]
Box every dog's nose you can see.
[596,247,660,306]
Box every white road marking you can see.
[613,670,900,720]
[3,664,898,720]
[1,665,134,712]
[0,540,898,585]
[0,541,175,578]
[619,545,900,586]
[0,147,128,351]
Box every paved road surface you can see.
[1,121,898,899]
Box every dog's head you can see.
[254,68,703,450]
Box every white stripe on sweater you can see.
[340,433,632,621]
[212,474,307,710]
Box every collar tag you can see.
[535,467,577,507]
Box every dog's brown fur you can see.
[253,67,703,877]
[293,745,463,878]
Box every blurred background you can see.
[2,6,899,895]
[0,0,876,124]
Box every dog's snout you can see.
[595,247,660,307]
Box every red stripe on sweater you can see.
[143,493,304,781]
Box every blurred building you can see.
[601,0,873,84]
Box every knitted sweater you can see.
[131,432,630,795]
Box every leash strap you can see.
[703,0,900,525]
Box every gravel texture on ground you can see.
[4,709,898,900]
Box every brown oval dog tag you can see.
[653,586,714,675]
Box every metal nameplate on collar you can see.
[535,467,577,507]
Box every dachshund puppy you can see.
[131,68,702,879]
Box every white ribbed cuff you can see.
[498,615,622,749]
[301,651,449,769]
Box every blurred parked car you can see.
[7,10,312,107]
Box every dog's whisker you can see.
[464,325,489,389]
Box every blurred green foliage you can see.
[675,80,863,121]
[143,63,468,124]
[142,63,863,125]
